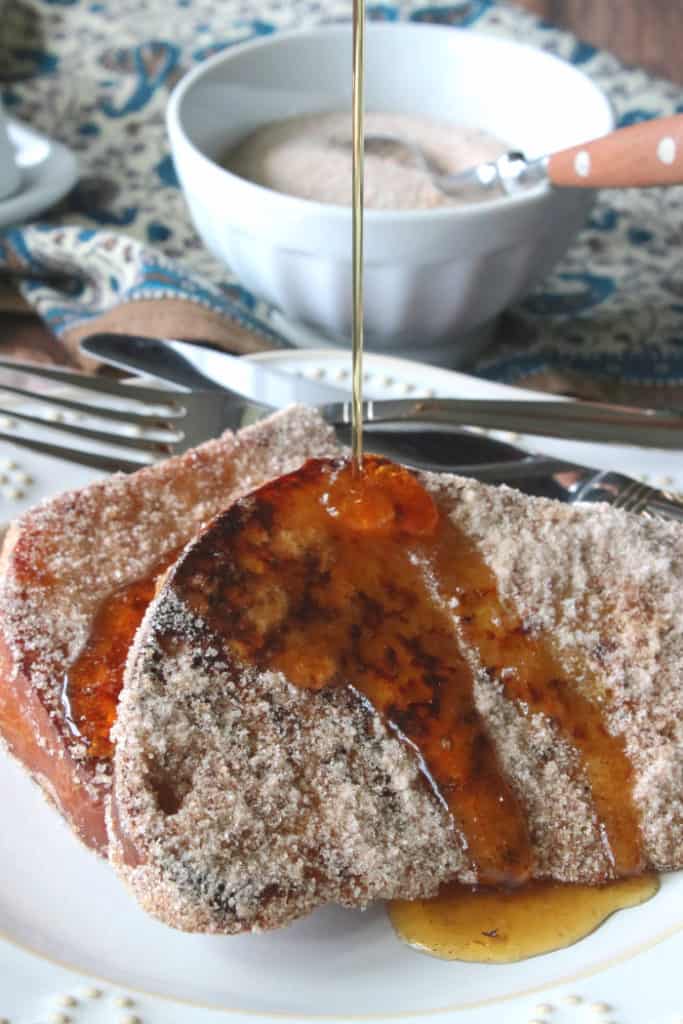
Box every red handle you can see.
[548,113,683,188]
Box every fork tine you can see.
[0,381,184,425]
[0,357,182,405]
[0,432,151,473]
[0,406,180,454]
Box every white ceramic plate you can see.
[0,118,78,229]
[0,350,681,1024]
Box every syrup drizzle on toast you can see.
[171,455,644,884]
[64,549,178,759]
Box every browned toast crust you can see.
[110,460,683,933]
[0,408,338,851]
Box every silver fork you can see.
[0,357,279,474]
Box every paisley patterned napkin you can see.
[0,225,285,366]
[1,0,683,404]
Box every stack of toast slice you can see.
[0,406,681,934]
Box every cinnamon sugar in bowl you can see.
[167,24,613,365]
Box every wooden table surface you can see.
[2,1,681,367]
[515,0,683,85]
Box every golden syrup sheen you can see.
[389,875,659,963]
[64,549,179,758]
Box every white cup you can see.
[0,98,21,201]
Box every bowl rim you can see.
[166,22,616,225]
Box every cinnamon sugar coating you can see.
[428,473,683,872]
[111,453,683,934]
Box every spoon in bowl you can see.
[349,112,683,199]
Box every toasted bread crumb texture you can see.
[111,468,683,933]
[0,407,339,807]
[425,472,683,873]
[111,594,465,933]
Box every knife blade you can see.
[80,332,345,406]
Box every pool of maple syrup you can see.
[389,874,659,963]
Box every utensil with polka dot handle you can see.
[362,114,683,197]
[548,113,683,188]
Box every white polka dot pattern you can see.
[657,135,677,164]
[574,150,591,178]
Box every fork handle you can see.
[548,113,683,188]
[636,486,683,521]
[323,397,683,450]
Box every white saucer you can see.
[0,118,79,229]
[270,311,499,367]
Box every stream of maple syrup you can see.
[350,0,365,469]
[61,11,658,957]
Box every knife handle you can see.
[548,113,683,188]
[82,333,225,391]
[322,397,683,450]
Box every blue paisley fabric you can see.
[1,0,683,394]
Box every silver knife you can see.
[80,333,683,450]
[79,333,683,520]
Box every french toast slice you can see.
[0,407,339,852]
[109,452,683,934]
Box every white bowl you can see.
[167,24,613,365]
